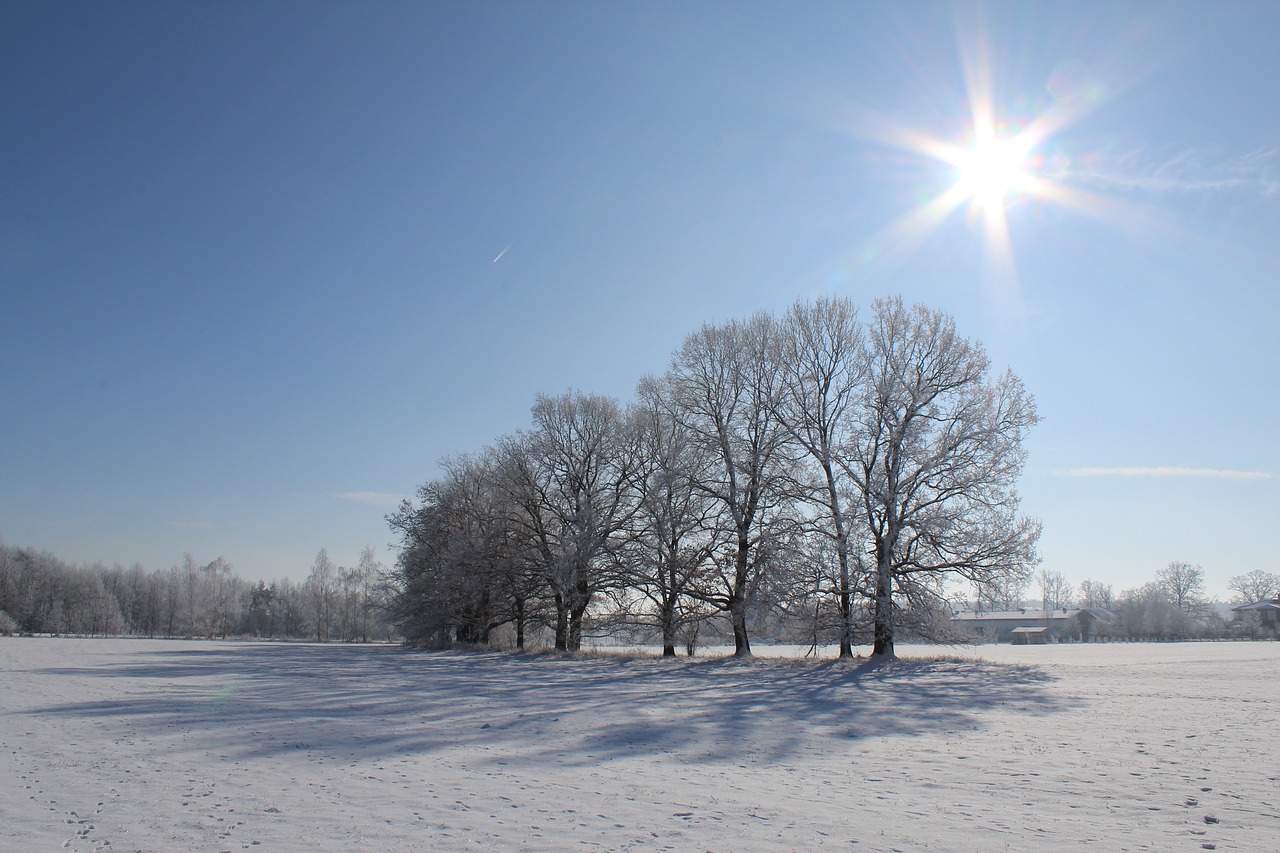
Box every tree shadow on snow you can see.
[24,643,1080,766]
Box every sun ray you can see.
[849,182,973,275]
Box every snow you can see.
[3,638,1277,851]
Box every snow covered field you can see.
[3,638,1277,851]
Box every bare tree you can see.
[1155,561,1206,617]
[624,398,725,656]
[847,298,1041,659]
[493,392,640,651]
[644,314,796,656]
[202,557,240,639]
[307,548,337,641]
[974,570,1029,611]
[1227,569,1279,604]
[1038,568,1074,612]
[1115,582,1190,640]
[180,553,203,636]
[389,452,533,647]
[1078,577,1115,609]
[773,295,866,657]
[353,545,383,642]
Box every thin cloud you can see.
[168,520,214,529]
[1051,146,1280,198]
[1066,466,1276,480]
[333,491,405,509]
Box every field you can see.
[2,638,1277,852]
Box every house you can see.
[951,608,1115,643]
[1231,598,1280,633]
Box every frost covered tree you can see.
[389,451,545,648]
[495,392,640,651]
[974,570,1029,611]
[1077,577,1115,610]
[644,314,796,656]
[1227,569,1279,604]
[848,298,1041,659]
[624,397,725,656]
[202,557,242,639]
[1116,581,1200,640]
[1038,569,1074,612]
[307,548,338,641]
[349,545,384,642]
[774,295,867,658]
[1156,561,1206,618]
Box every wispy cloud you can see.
[1050,146,1280,198]
[168,520,214,529]
[333,491,405,509]
[1066,466,1276,480]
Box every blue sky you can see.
[3,1,1277,597]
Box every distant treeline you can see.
[967,563,1279,642]
[0,543,396,642]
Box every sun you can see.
[835,23,1138,296]
[953,132,1032,210]
[843,106,1075,291]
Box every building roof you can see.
[1231,599,1280,612]
[952,609,1084,622]
[1010,626,1050,634]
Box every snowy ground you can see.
[2,638,1277,852]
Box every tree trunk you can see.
[822,462,855,659]
[731,607,752,656]
[554,591,568,651]
[567,578,592,652]
[568,608,584,651]
[836,530,854,658]
[514,596,526,650]
[661,596,677,657]
[477,587,492,645]
[871,557,894,659]
[731,533,753,657]
[838,583,854,658]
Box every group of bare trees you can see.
[302,547,388,642]
[973,562,1280,641]
[389,296,1042,658]
[0,542,394,641]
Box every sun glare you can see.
[840,28,1126,295]
[954,134,1031,209]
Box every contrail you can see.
[492,245,510,263]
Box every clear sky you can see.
[3,1,1277,597]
